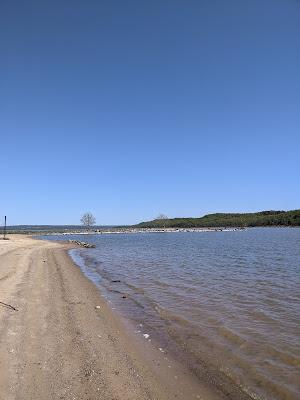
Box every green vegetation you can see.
[137,210,300,228]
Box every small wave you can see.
[122,282,146,295]
[152,279,172,289]
[263,345,300,368]
[218,326,247,347]
[154,304,192,328]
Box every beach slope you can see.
[0,235,243,400]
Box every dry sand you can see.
[0,235,246,400]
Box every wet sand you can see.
[0,235,249,400]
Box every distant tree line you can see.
[136,210,300,228]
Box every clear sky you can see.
[1,0,299,225]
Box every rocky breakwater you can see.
[68,240,95,248]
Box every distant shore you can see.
[43,227,244,235]
[0,235,250,400]
[3,226,245,235]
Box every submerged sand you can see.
[0,235,248,400]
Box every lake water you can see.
[43,228,300,400]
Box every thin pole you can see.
[4,216,6,239]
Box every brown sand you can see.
[0,235,247,400]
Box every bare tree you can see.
[80,212,96,229]
[156,214,168,220]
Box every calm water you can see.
[43,228,300,400]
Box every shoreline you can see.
[0,235,250,400]
[67,246,255,400]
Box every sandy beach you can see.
[0,235,250,400]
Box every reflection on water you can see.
[45,228,300,400]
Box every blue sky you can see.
[1,0,299,225]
